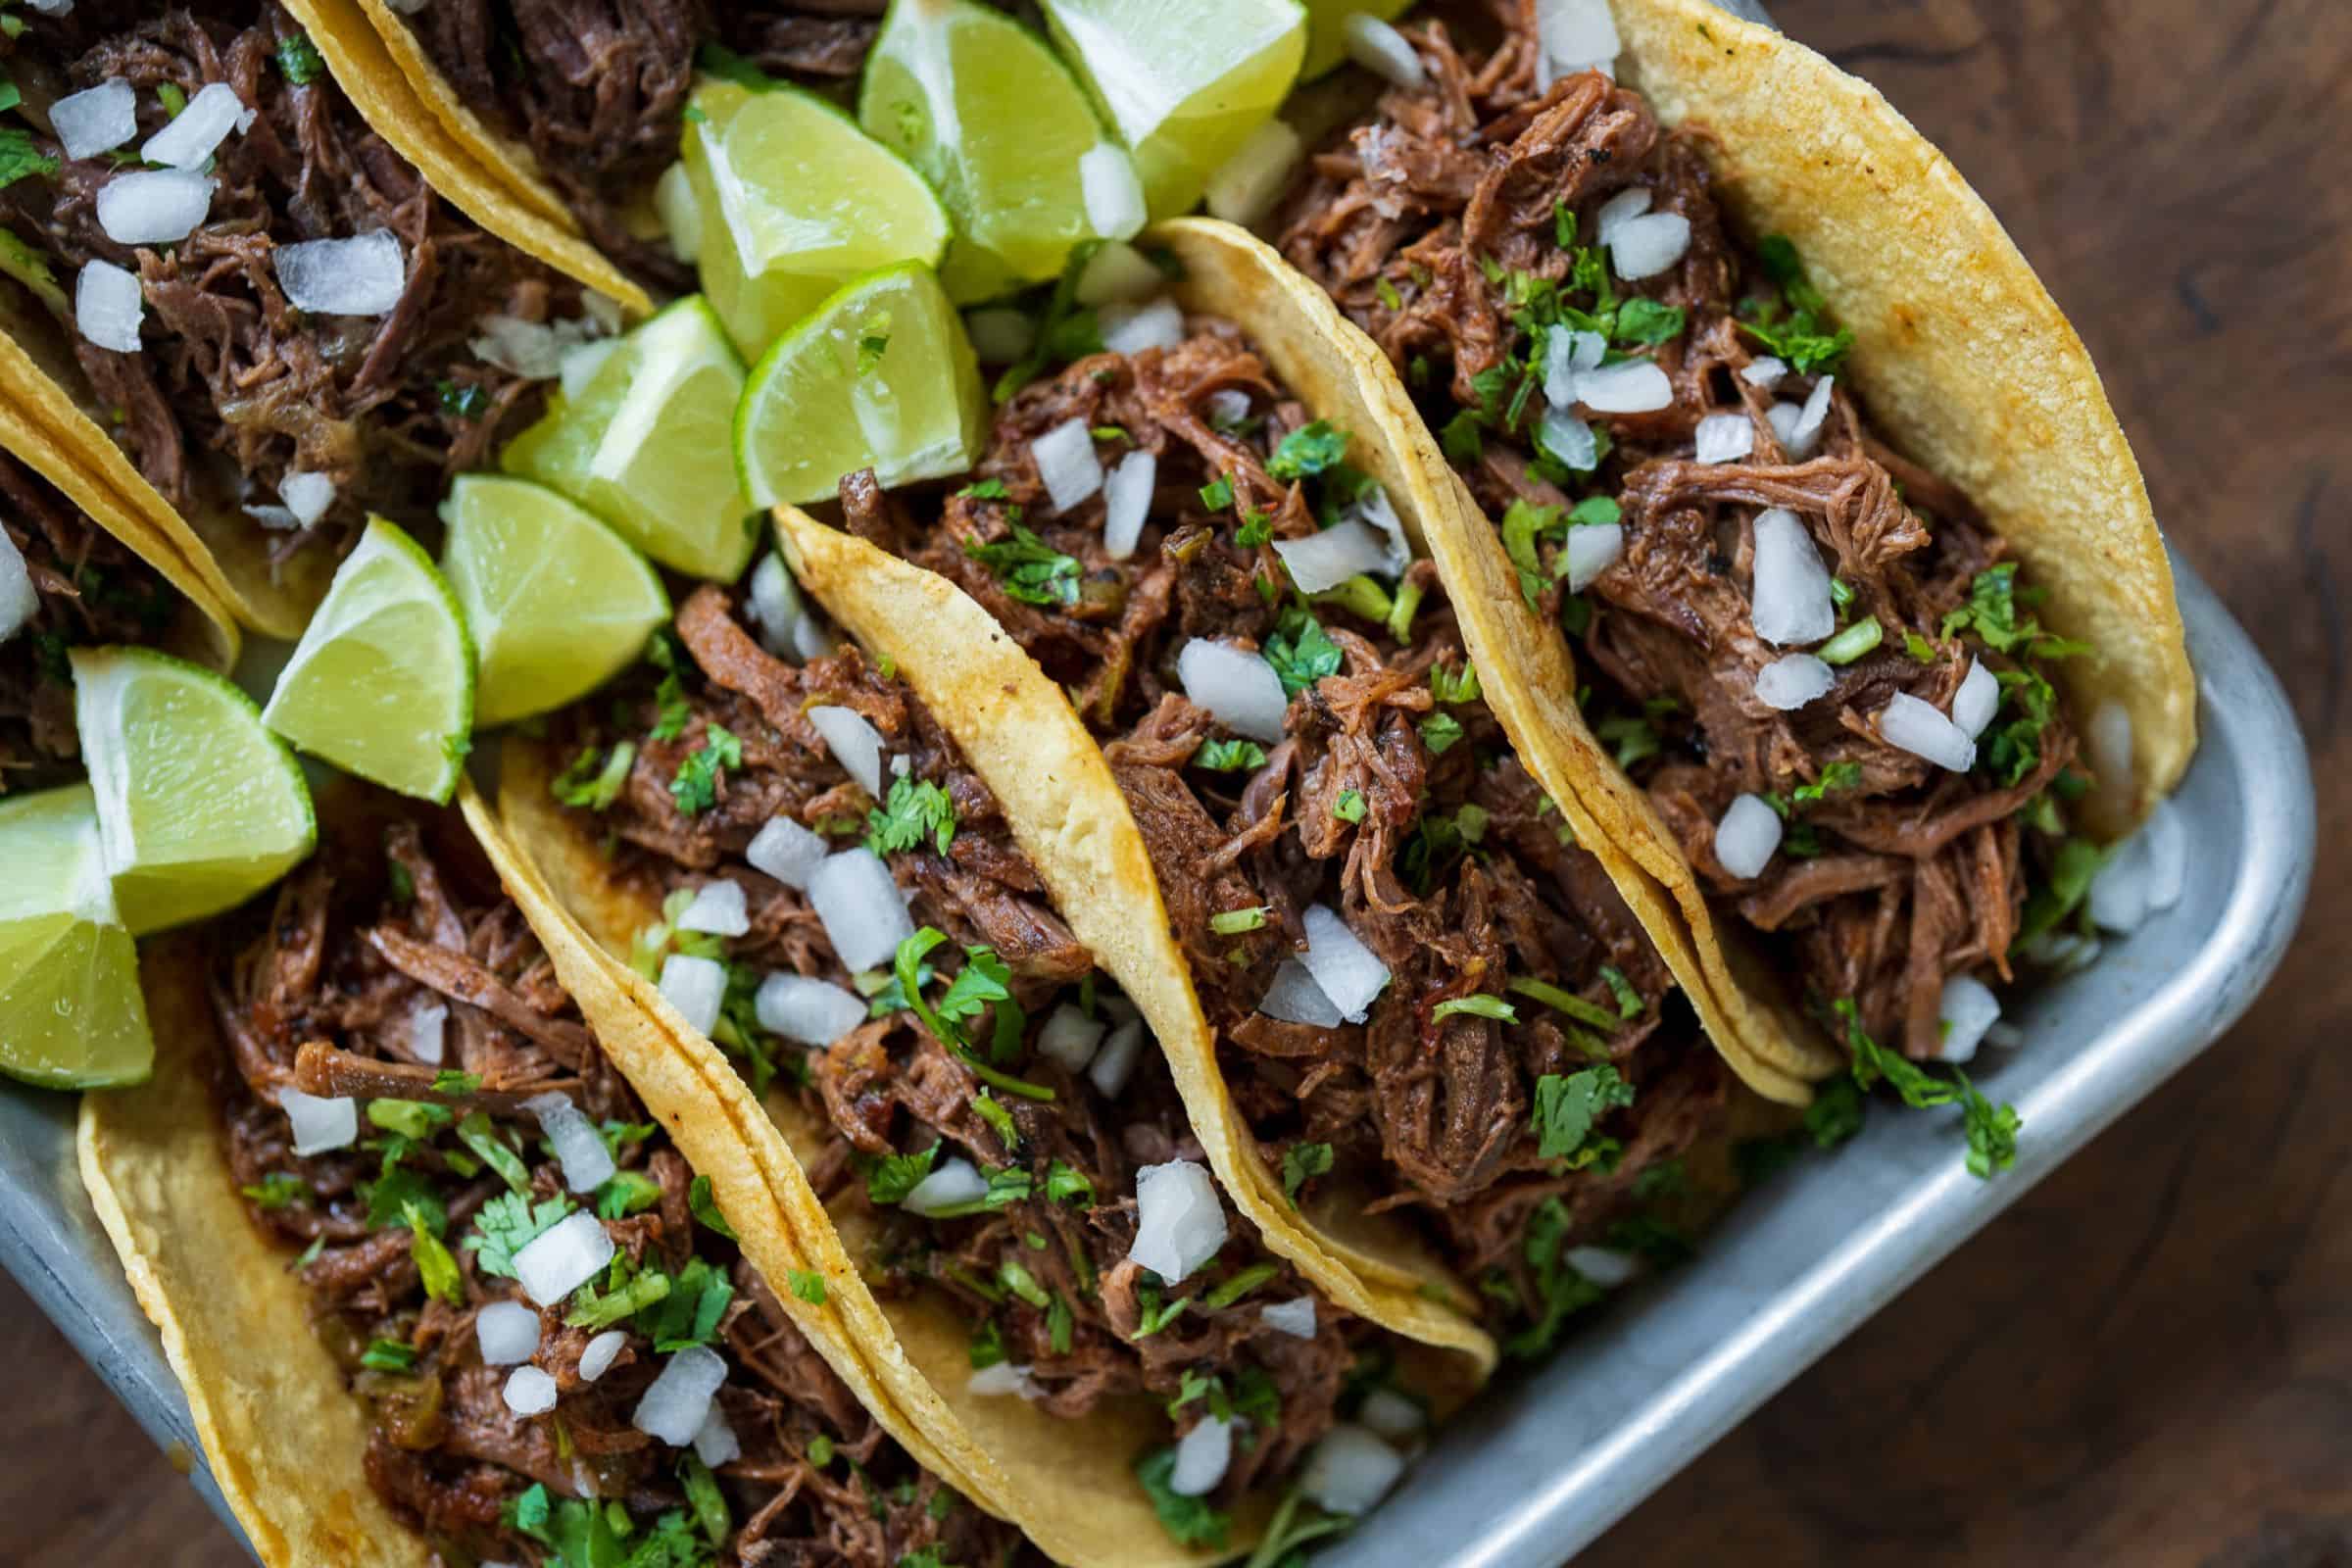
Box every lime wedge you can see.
[261,516,475,804]
[1299,0,1411,80]
[440,475,670,729]
[1039,0,1307,218]
[683,78,952,358]
[500,296,757,582]
[0,785,152,1088]
[734,262,986,508]
[72,647,315,937]
[860,0,1130,303]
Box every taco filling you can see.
[208,796,1034,1565]
[825,318,1737,1356]
[0,1,598,571]
[540,583,1405,1543]
[1271,4,2094,1069]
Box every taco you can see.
[1264,0,2194,1078]
[78,780,1047,1567]
[0,0,638,635]
[500,579,1486,1563]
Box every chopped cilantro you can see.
[1375,275,1403,312]
[1499,1197,1606,1358]
[596,1170,663,1219]
[1193,737,1266,771]
[957,478,1010,502]
[1597,964,1643,1018]
[1263,607,1343,696]
[457,1111,531,1194]
[435,379,490,420]
[0,129,58,194]
[1430,661,1481,705]
[368,1098,452,1141]
[961,520,1081,607]
[1209,906,1267,935]
[239,1172,307,1209]
[1137,1446,1231,1549]
[552,742,635,810]
[689,1173,736,1239]
[867,1142,941,1205]
[1198,475,1234,511]
[865,774,958,856]
[1533,1065,1636,1163]
[360,1338,416,1373]
[409,1202,465,1302]
[431,1069,482,1096]
[1803,1076,1866,1149]
[1280,1141,1333,1205]
[1817,614,1883,665]
[970,1089,1020,1152]
[1045,1159,1095,1206]
[1506,974,1621,1033]
[1418,711,1465,756]
[1433,994,1517,1024]
[1613,297,1688,346]
[1267,419,1348,481]
[466,1191,577,1280]
[1834,999,2019,1177]
[1331,788,1367,824]
[787,1269,828,1304]
[1203,1262,1280,1309]
[668,724,741,814]
[1234,509,1273,549]
[275,30,326,84]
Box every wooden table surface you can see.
[9,2,2344,1564]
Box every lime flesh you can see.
[0,785,152,1089]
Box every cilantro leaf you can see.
[1613,297,1687,346]
[1833,999,2019,1177]
[1433,994,1517,1023]
[0,129,58,195]
[274,30,326,84]
[1267,419,1348,481]
[1263,608,1343,696]
[1137,1446,1232,1548]
[688,1173,736,1239]
[868,1142,941,1205]
[961,520,1081,607]
[668,724,741,814]
[1533,1066,1636,1163]
[1280,1141,1333,1205]
[865,774,958,856]
[1193,737,1265,771]
[466,1192,577,1279]
[553,742,635,810]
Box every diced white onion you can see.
[578,1329,627,1382]
[657,954,725,1038]
[2143,799,2186,912]
[1609,213,1691,280]
[807,705,886,798]
[1535,0,1620,81]
[1298,905,1390,1023]
[693,1405,742,1467]
[1755,653,1834,711]
[242,505,300,531]
[0,530,29,643]
[559,338,618,400]
[1713,793,1783,880]
[1358,1388,1426,1441]
[2088,700,2133,800]
[1537,407,1597,472]
[1766,401,1804,450]
[514,1211,616,1307]
[1128,1159,1226,1282]
[1566,1246,1642,1288]
[1951,658,2000,739]
[1168,1415,1235,1496]
[675,879,750,938]
[967,1361,1044,1399]
[1260,1298,1318,1339]
[792,612,837,663]
[1879,692,1977,773]
[74,260,143,352]
[51,80,136,161]
[1204,389,1252,429]
[1075,240,1163,307]
[964,307,1036,366]
[1573,359,1673,415]
[142,82,249,171]
[747,813,828,890]
[1741,356,1788,389]
[96,170,215,246]
[1343,14,1426,88]
[655,161,700,264]
[746,552,808,661]
[631,1347,726,1446]
[523,1092,617,1194]
[279,1089,357,1155]
[1037,1003,1106,1073]
[274,231,406,316]
[1543,326,1606,409]
[1749,508,1835,646]
[21,0,73,15]
[1788,375,1835,457]
[475,1300,541,1365]
[1302,1424,1406,1515]
[278,470,336,526]
[406,1001,447,1065]
[1100,296,1185,357]
[754,972,865,1048]
[1694,412,1755,465]
[1936,974,2002,1063]
[1102,450,1155,560]
[1176,638,1289,744]
[1087,1018,1147,1099]
[1274,518,1392,593]
[903,1155,989,1218]
[1594,187,1651,245]
[502,1365,560,1417]
[1031,417,1103,514]
[1563,521,1622,593]
[808,849,914,972]
[470,314,599,381]
[1258,958,1344,1027]
[1204,118,1302,226]
[1345,484,1412,573]
[1080,143,1147,240]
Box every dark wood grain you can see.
[3,2,2343,1565]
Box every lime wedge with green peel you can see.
[1039,0,1307,218]
[683,78,952,358]
[1299,0,1412,80]
[440,475,670,729]
[72,646,314,937]
[261,516,475,804]
[735,262,986,508]
[501,296,757,582]
[0,785,152,1088]
[860,0,1131,303]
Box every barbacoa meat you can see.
[0,2,583,569]
[0,449,176,792]
[212,795,1032,1566]
[1274,0,2083,1059]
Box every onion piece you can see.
[1754,652,1834,711]
[1203,119,1302,226]
[74,260,143,353]
[808,849,914,972]
[279,471,336,526]
[1102,450,1156,560]
[51,79,136,161]
[675,880,750,938]
[1031,417,1103,514]
[967,1361,1044,1399]
[242,504,300,532]
[407,1001,447,1065]
[475,1300,541,1366]
[1788,375,1836,457]
[1274,518,1392,593]
[655,160,700,263]
[1298,905,1390,1023]
[503,1365,561,1417]
[632,1346,726,1446]
[964,307,1035,366]
[1543,326,1606,407]
[1936,974,2002,1063]
[1129,1160,1226,1282]
[1951,658,2000,739]
[903,1156,989,1218]
[1749,508,1835,646]
[1343,14,1426,87]
[1176,638,1289,744]
[0,531,30,644]
[1302,1424,1406,1515]
[1594,187,1651,244]
[1100,296,1184,357]
[1075,240,1162,306]
[1608,213,1691,280]
[1079,143,1146,240]
[1766,401,1804,450]
[1563,522,1622,593]
[754,973,865,1048]
[523,1092,618,1194]
[1258,959,1343,1027]
[1712,793,1782,879]
[471,314,599,380]
[274,231,406,316]
[1347,484,1412,573]
[514,1212,615,1307]
[279,1089,357,1155]
[2142,799,2187,912]
[142,82,250,171]
[1568,1246,1642,1289]
[657,954,725,1039]
[1087,1018,1147,1099]
[1261,1298,1318,1339]
[693,1406,741,1467]
[1573,359,1673,415]
[1358,1388,1426,1441]
[747,813,828,890]
[1037,1003,1106,1072]
[1693,412,1754,465]
[1167,1416,1235,1496]
[746,552,807,660]
[1879,692,1978,773]
[1740,356,1788,389]
[1537,408,1597,472]
[578,1329,627,1383]
[96,170,215,246]
[1203,389,1252,429]
[807,705,886,798]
